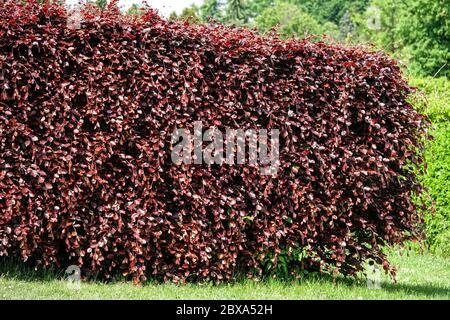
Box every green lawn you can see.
[0,249,449,300]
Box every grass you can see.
[0,249,449,300]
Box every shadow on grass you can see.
[379,282,449,297]
[1,256,449,298]
[302,273,450,298]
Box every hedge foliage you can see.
[422,123,450,257]
[412,77,450,257]
[0,1,430,283]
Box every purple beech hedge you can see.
[0,1,430,283]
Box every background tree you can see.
[339,10,355,42]
[56,0,448,78]
[255,1,322,38]
[169,5,202,24]
[247,0,274,20]
[397,0,449,77]
[225,0,248,25]
[352,0,449,77]
[127,3,144,16]
[355,0,404,52]
[95,0,107,9]
[289,0,370,25]
[200,0,225,22]
[168,10,178,21]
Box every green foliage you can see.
[200,0,225,23]
[226,0,248,24]
[322,21,340,40]
[357,0,405,51]
[258,245,316,278]
[250,0,450,78]
[356,0,449,77]
[95,0,108,9]
[397,0,449,77]
[254,1,323,38]
[411,77,450,257]
[409,77,450,123]
[126,4,143,17]
[247,0,274,19]
[290,0,370,24]
[338,10,355,41]
[169,5,202,24]
[422,123,450,257]
[168,11,178,21]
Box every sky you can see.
[65,0,205,17]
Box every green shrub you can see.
[409,77,450,256]
[421,123,450,257]
[409,77,450,123]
